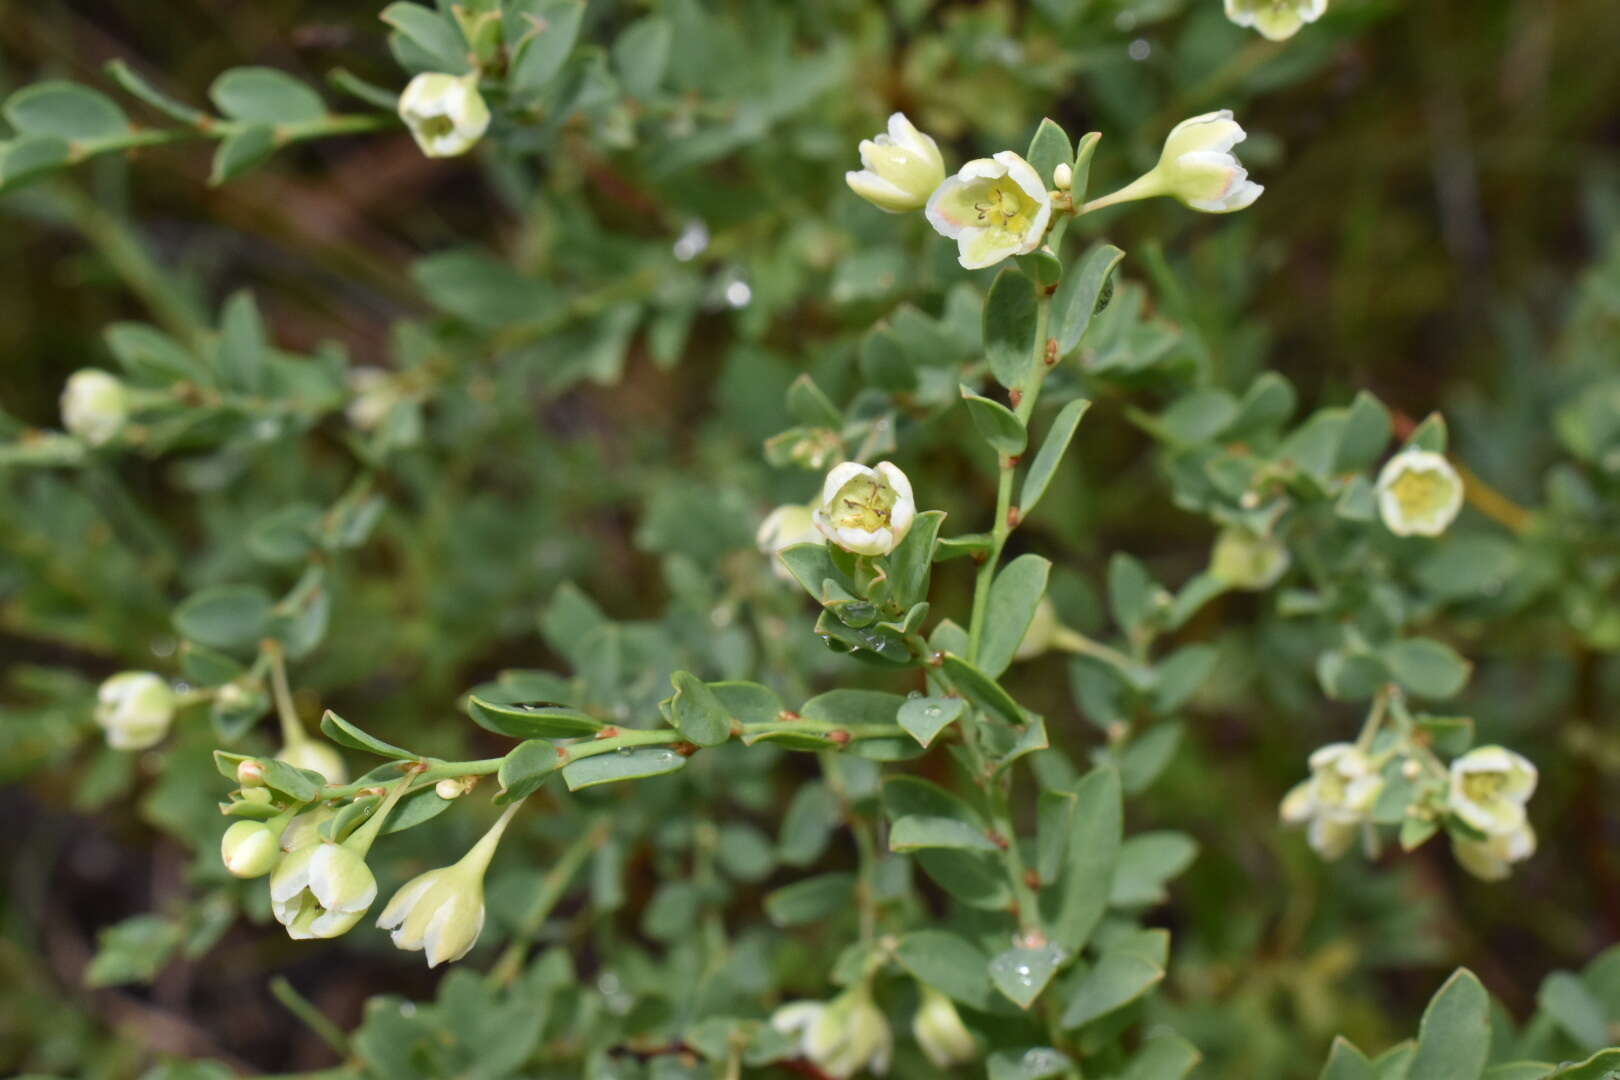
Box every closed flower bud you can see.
[772,983,892,1078]
[398,72,490,158]
[912,986,976,1068]
[280,806,335,853]
[1280,743,1383,860]
[345,368,403,431]
[1376,449,1464,538]
[1090,111,1263,215]
[1209,527,1290,590]
[94,672,176,751]
[60,369,129,447]
[813,461,916,557]
[757,503,823,580]
[221,819,283,878]
[845,112,946,214]
[1224,0,1328,41]
[1452,821,1536,882]
[271,841,377,940]
[1053,162,1073,191]
[1448,746,1536,837]
[926,151,1054,269]
[275,739,348,785]
[377,802,518,967]
[236,759,266,787]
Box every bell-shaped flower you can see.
[94,671,176,751]
[220,818,286,879]
[926,152,1054,269]
[398,72,490,158]
[61,369,130,447]
[377,802,520,967]
[1279,743,1383,859]
[757,503,823,580]
[1209,527,1290,591]
[1448,746,1536,837]
[813,461,916,556]
[911,985,977,1068]
[772,983,892,1078]
[275,738,348,785]
[1224,0,1328,41]
[846,112,946,214]
[1088,111,1263,215]
[270,841,378,940]
[1376,448,1464,537]
[1452,821,1536,882]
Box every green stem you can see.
[1079,172,1166,215]
[344,774,413,855]
[457,798,525,876]
[75,113,396,161]
[265,641,307,750]
[269,976,349,1055]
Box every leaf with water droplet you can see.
[988,943,1066,1010]
[897,694,965,747]
[986,1046,1074,1080]
[468,695,604,739]
[562,746,686,791]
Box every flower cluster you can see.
[771,980,977,1076]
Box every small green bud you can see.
[1053,162,1073,191]
[1209,527,1290,590]
[236,759,266,787]
[221,819,282,878]
[94,672,176,751]
[912,985,977,1067]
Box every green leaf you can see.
[895,931,998,1011]
[1069,131,1101,203]
[779,782,841,867]
[778,541,854,607]
[1408,969,1491,1080]
[509,0,585,94]
[104,59,209,125]
[0,135,72,189]
[987,1047,1074,1080]
[1109,831,1198,907]
[961,385,1028,456]
[941,654,1025,726]
[1537,972,1609,1050]
[1336,390,1393,472]
[785,372,842,428]
[320,710,413,760]
[4,81,128,140]
[1407,411,1449,453]
[979,554,1051,678]
[1382,637,1472,700]
[989,943,1067,1010]
[669,671,732,746]
[984,267,1039,390]
[217,291,267,393]
[896,695,965,748]
[209,124,275,184]
[801,688,907,732]
[883,775,985,827]
[84,914,182,987]
[384,786,453,835]
[915,848,1010,910]
[1052,244,1126,357]
[890,814,997,853]
[1151,644,1217,714]
[1020,398,1091,515]
[173,585,273,651]
[497,739,561,802]
[1549,1049,1620,1078]
[709,681,786,725]
[561,746,686,791]
[1036,787,1077,884]
[1320,1037,1377,1080]
[1061,949,1165,1028]
[885,509,945,612]
[468,696,603,739]
[1042,766,1122,952]
[613,15,673,99]
[261,759,324,803]
[1025,118,1073,188]
[1119,1028,1202,1080]
[763,871,854,927]
[1107,552,1161,636]
[381,3,471,74]
[209,68,326,124]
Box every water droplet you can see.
[724,279,752,308]
[924,705,942,718]
[1128,38,1151,61]
[672,220,709,261]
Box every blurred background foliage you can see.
[3,0,1620,1077]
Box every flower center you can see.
[420,114,456,139]
[1390,466,1453,520]
[972,178,1037,234]
[830,474,898,533]
[1463,772,1505,803]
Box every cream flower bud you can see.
[1376,449,1464,538]
[1224,0,1328,41]
[221,819,283,879]
[813,461,916,557]
[398,72,490,159]
[1452,821,1536,882]
[926,151,1054,269]
[345,368,402,431]
[1153,111,1264,212]
[846,112,946,214]
[61,369,129,447]
[772,984,893,1078]
[1279,743,1383,860]
[94,672,176,751]
[1448,746,1537,837]
[236,759,266,787]
[757,503,823,580]
[912,986,976,1068]
[270,841,378,940]
[1053,162,1073,191]
[275,739,348,785]
[377,802,518,967]
[1209,527,1290,590]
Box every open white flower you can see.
[925,152,1053,269]
[61,370,129,447]
[1452,821,1536,882]
[270,841,377,940]
[1224,0,1329,41]
[813,461,916,556]
[377,802,518,967]
[772,983,892,1078]
[1376,449,1464,537]
[912,985,976,1068]
[846,112,946,214]
[1089,111,1263,215]
[94,672,176,750]
[398,72,490,158]
[1280,743,1383,859]
[757,503,823,580]
[1448,746,1537,837]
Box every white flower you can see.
[276,739,348,785]
[270,841,377,940]
[772,984,892,1078]
[813,461,917,556]
[94,672,176,750]
[1376,449,1464,538]
[61,370,129,447]
[1448,746,1537,837]
[1452,821,1536,882]
[220,819,282,879]
[345,368,402,431]
[846,112,946,214]
[1224,0,1328,41]
[926,152,1054,269]
[1154,111,1265,212]
[911,986,976,1068]
[376,802,517,967]
[1209,527,1290,591]
[398,73,490,158]
[1279,743,1383,859]
[757,503,823,580]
